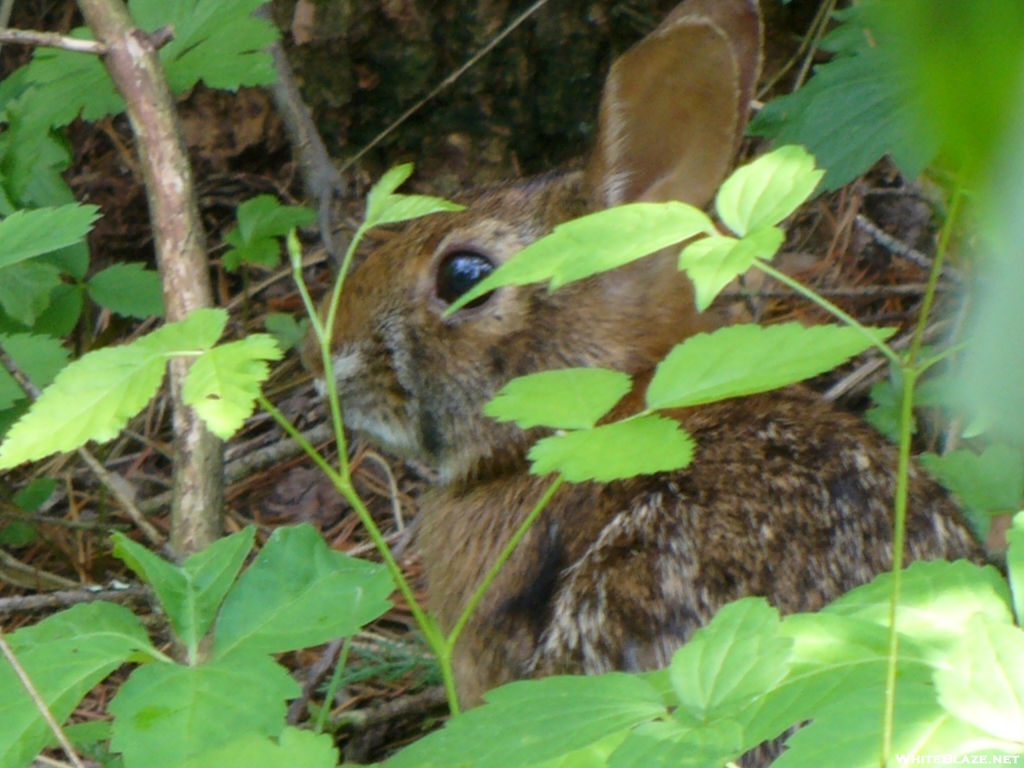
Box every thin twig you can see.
[0,549,80,591]
[339,0,553,174]
[76,448,167,551]
[0,633,87,768]
[287,637,345,725]
[359,451,405,531]
[0,27,108,53]
[333,685,447,730]
[0,585,147,616]
[854,214,963,281]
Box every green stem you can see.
[257,396,437,660]
[442,474,565,716]
[316,636,353,733]
[755,261,902,366]
[879,180,964,768]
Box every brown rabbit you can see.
[308,0,982,716]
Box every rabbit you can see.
[306,0,983,719]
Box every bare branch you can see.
[0,27,108,54]
[75,0,224,560]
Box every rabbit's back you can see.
[417,386,983,706]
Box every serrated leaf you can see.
[772,682,1015,768]
[109,651,299,768]
[677,228,784,311]
[130,0,278,92]
[484,368,632,429]
[86,263,165,318]
[670,599,791,723]
[113,529,255,655]
[264,313,308,352]
[386,674,667,768]
[749,48,938,191]
[0,333,69,389]
[865,376,911,443]
[222,235,280,271]
[183,335,283,439]
[234,195,316,243]
[0,309,226,468]
[0,260,62,326]
[213,524,394,657]
[20,44,124,126]
[608,719,743,768]
[450,202,716,311]
[0,205,100,269]
[715,146,824,236]
[528,415,694,482]
[919,445,1024,514]
[646,323,896,411]
[182,727,339,768]
[935,614,1024,745]
[0,367,24,410]
[32,283,84,338]
[0,602,158,768]
[825,560,1013,654]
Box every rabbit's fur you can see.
[309,0,983,711]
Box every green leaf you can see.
[449,202,716,312]
[181,727,339,768]
[1007,513,1024,626]
[0,260,62,326]
[39,242,90,280]
[369,194,465,229]
[749,46,937,191]
[0,309,226,468]
[13,477,57,511]
[608,719,743,768]
[919,445,1024,514]
[109,651,299,768]
[484,368,632,430]
[772,682,1015,768]
[130,0,279,92]
[31,283,85,338]
[213,524,394,657]
[235,195,316,243]
[264,313,309,352]
[739,612,926,747]
[0,602,158,768]
[183,335,283,439]
[0,520,37,548]
[935,614,1024,745]
[364,163,415,224]
[0,333,69,389]
[670,599,791,723]
[677,228,784,311]
[0,205,100,268]
[0,367,24,410]
[528,415,694,482]
[21,45,124,126]
[113,529,256,654]
[87,263,165,318]
[864,376,910,443]
[646,323,895,411]
[386,674,667,768]
[715,145,824,236]
[222,232,280,271]
[824,560,1013,654]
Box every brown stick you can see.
[0,28,108,53]
[75,0,223,560]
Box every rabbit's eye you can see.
[436,251,496,308]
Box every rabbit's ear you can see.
[586,0,762,209]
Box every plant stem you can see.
[442,475,565,710]
[755,261,902,366]
[879,179,964,767]
[256,396,437,646]
[316,636,353,733]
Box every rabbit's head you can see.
[311,0,762,483]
